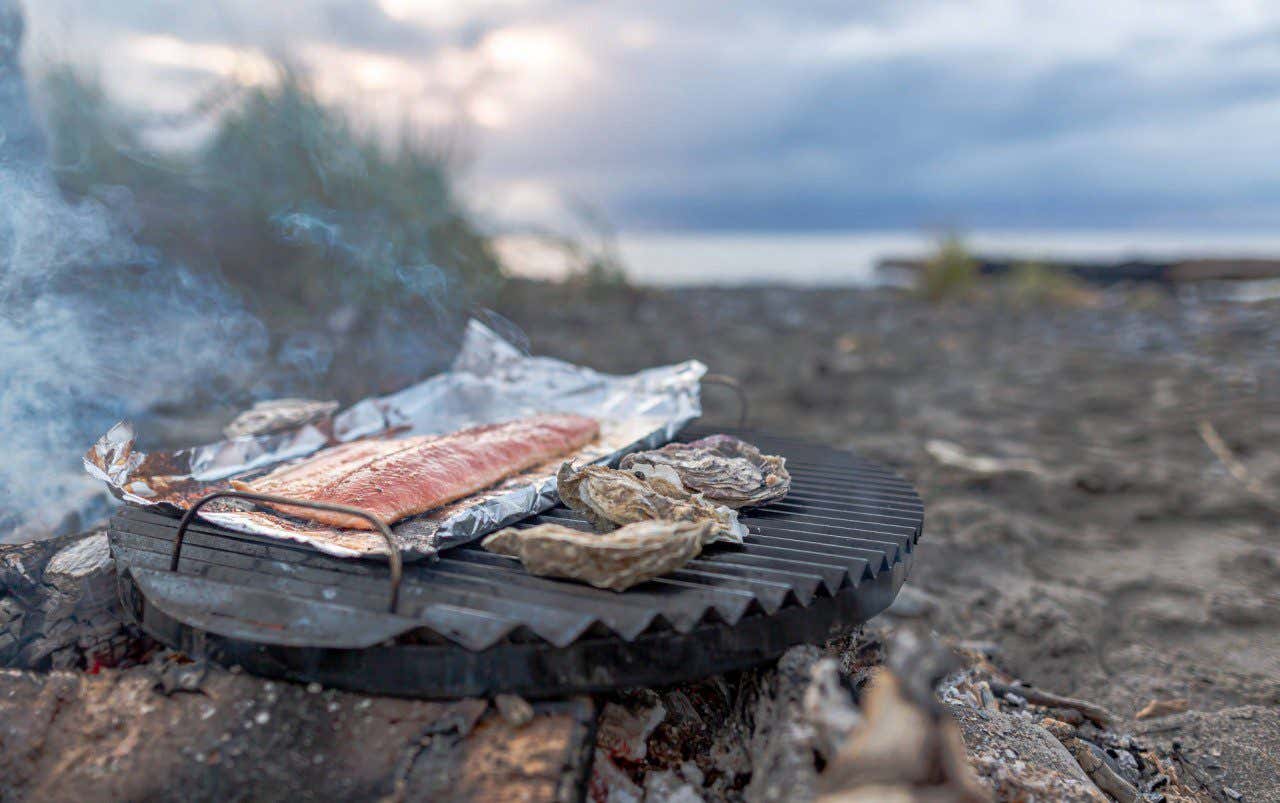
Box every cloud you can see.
[21,0,1280,230]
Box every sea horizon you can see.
[497,229,1280,287]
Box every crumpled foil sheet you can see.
[84,320,705,561]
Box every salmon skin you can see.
[232,414,600,530]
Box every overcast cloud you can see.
[21,0,1280,231]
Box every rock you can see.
[0,666,594,802]
[1133,705,1280,802]
[967,754,1109,803]
[494,693,534,728]
[950,705,1106,801]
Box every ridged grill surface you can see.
[109,427,923,652]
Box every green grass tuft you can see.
[917,233,978,302]
[1005,261,1096,308]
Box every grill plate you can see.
[109,427,923,697]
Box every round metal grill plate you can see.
[109,427,923,697]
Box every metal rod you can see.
[702,374,749,427]
[171,490,402,613]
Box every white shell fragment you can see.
[483,521,714,591]
[557,463,746,544]
[620,434,791,509]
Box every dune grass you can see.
[40,67,504,321]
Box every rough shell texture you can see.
[556,463,745,544]
[619,434,790,509]
[482,521,713,591]
[222,398,339,438]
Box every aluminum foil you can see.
[84,320,705,561]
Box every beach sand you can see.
[497,279,1280,793]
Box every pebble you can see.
[255,711,270,726]
[493,694,535,728]
[306,682,322,694]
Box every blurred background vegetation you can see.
[44,66,506,302]
[915,232,1094,307]
[39,65,513,405]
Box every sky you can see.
[20,0,1280,233]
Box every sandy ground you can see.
[496,280,1280,743]
[6,279,1277,800]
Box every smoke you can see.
[1,0,497,542]
[0,1,269,540]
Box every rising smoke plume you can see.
[1,0,503,542]
[0,0,269,539]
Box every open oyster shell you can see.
[556,463,746,544]
[483,520,713,591]
[619,434,790,509]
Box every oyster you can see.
[557,463,746,544]
[223,398,339,438]
[620,434,790,508]
[483,520,713,591]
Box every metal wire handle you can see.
[171,490,403,613]
[702,374,749,428]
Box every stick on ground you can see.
[988,682,1115,729]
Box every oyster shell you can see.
[619,434,790,508]
[483,520,713,591]
[557,462,746,544]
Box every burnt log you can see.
[743,645,824,802]
[1,529,146,670]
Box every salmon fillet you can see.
[232,437,432,499]
[234,414,600,529]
